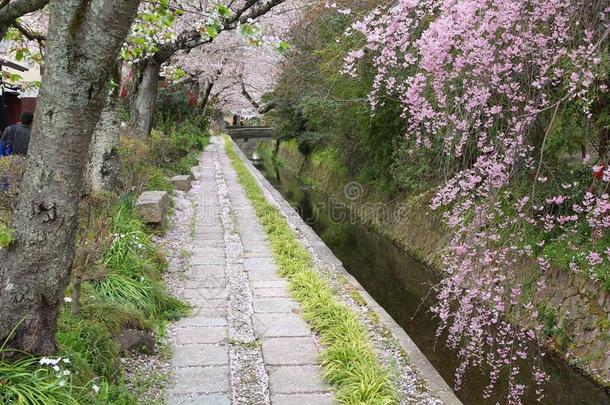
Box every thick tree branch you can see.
[0,0,47,37]
[13,19,45,42]
[240,75,276,114]
[0,0,47,22]
[153,0,285,65]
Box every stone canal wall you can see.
[270,141,610,386]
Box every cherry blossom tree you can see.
[0,0,141,356]
[340,0,610,402]
[125,0,290,137]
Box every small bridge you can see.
[227,126,278,159]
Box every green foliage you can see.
[0,83,205,405]
[296,131,332,156]
[79,296,149,336]
[150,121,209,176]
[99,202,188,319]
[104,201,161,278]
[536,304,570,349]
[267,7,410,196]
[97,273,187,319]
[146,167,174,193]
[57,311,120,380]
[225,138,397,403]
[154,88,195,133]
[0,350,82,405]
[0,222,13,247]
[310,147,347,178]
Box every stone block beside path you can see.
[135,191,168,224]
[171,175,191,191]
[190,166,200,180]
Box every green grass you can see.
[0,350,82,405]
[0,221,13,247]
[224,137,397,404]
[99,201,189,320]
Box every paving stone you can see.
[191,256,225,266]
[185,275,227,287]
[248,269,279,281]
[170,366,229,394]
[170,141,334,405]
[189,307,226,318]
[168,394,230,405]
[192,248,226,256]
[243,244,270,253]
[194,240,225,248]
[251,280,288,289]
[253,313,311,337]
[176,327,227,345]
[244,250,273,258]
[187,270,226,282]
[271,394,335,405]
[172,344,228,367]
[177,317,228,328]
[254,298,298,313]
[244,257,275,271]
[183,288,229,300]
[268,366,330,394]
[187,298,227,309]
[194,233,225,241]
[190,263,226,272]
[253,287,290,298]
[263,337,319,365]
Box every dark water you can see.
[253,156,610,405]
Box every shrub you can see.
[57,311,120,381]
[296,131,332,155]
[145,167,174,193]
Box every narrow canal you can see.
[252,154,610,405]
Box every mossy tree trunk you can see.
[87,61,123,191]
[127,59,160,138]
[0,0,140,356]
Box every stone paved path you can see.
[168,137,334,405]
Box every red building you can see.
[0,58,37,131]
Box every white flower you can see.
[92,384,100,394]
[53,365,60,372]
[62,358,71,364]
[39,357,61,366]
[64,297,72,303]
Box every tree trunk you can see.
[0,0,140,356]
[127,60,160,138]
[197,80,214,115]
[87,62,122,192]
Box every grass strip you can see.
[224,137,397,404]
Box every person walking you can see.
[1,111,33,156]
